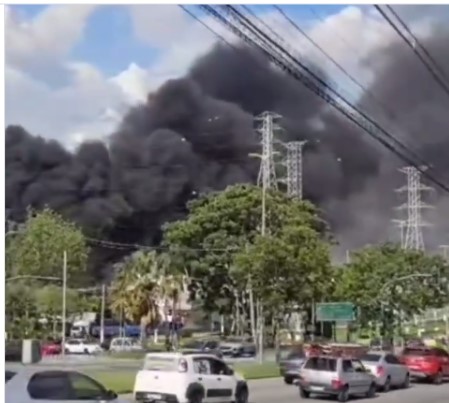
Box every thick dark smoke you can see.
[5,20,449,276]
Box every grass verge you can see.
[89,362,280,394]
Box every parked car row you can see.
[281,344,449,401]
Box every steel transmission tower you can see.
[396,166,433,250]
[284,141,307,199]
[255,111,282,190]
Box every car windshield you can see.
[403,348,432,356]
[304,357,337,371]
[361,354,381,362]
[143,356,178,371]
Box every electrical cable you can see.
[374,4,449,100]
[198,5,449,194]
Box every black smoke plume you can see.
[5,21,449,276]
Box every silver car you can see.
[279,349,306,384]
[6,367,131,403]
[360,351,410,391]
[297,355,376,402]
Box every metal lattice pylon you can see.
[284,141,307,199]
[255,111,282,190]
[396,166,433,250]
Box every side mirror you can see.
[226,368,234,375]
[106,390,118,400]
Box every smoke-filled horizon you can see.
[5,25,449,276]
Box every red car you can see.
[400,346,449,384]
[41,341,62,356]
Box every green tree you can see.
[164,184,330,335]
[6,283,39,339]
[109,250,163,344]
[335,243,449,338]
[7,208,89,284]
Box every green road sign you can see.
[316,302,357,322]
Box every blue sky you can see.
[7,4,437,147]
[9,4,349,77]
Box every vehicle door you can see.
[67,371,117,402]
[207,357,235,400]
[352,359,371,393]
[434,348,449,376]
[385,354,405,385]
[192,357,219,403]
[341,359,359,394]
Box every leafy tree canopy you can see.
[335,243,449,326]
[163,184,330,313]
[7,208,89,285]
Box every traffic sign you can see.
[316,302,357,322]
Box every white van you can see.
[109,337,143,353]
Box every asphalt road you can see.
[120,378,449,403]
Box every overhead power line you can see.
[375,4,449,100]
[197,5,449,194]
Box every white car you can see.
[64,339,103,355]
[6,367,131,402]
[133,352,249,403]
[361,351,410,391]
[110,337,143,353]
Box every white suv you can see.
[133,352,249,403]
[64,339,103,355]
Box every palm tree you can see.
[109,251,163,345]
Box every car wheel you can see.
[188,393,203,403]
[337,386,349,402]
[299,387,310,398]
[84,348,90,355]
[432,370,443,385]
[382,376,391,392]
[401,374,410,389]
[284,376,293,385]
[64,348,70,355]
[236,387,249,403]
[366,382,376,398]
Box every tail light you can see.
[376,366,385,376]
[177,358,188,372]
[331,379,344,390]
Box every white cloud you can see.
[5,4,444,148]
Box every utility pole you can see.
[61,250,67,357]
[395,166,433,250]
[284,141,307,199]
[100,284,106,344]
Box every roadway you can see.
[120,378,449,402]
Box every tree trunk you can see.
[248,280,256,342]
[140,316,147,347]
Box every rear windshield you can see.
[5,371,16,383]
[143,356,178,371]
[304,357,337,371]
[361,354,381,362]
[403,348,432,356]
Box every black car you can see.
[182,340,223,359]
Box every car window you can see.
[193,358,211,374]
[208,358,228,375]
[385,354,400,364]
[361,354,381,362]
[143,356,178,371]
[205,341,219,349]
[28,371,71,399]
[342,360,354,372]
[69,372,109,400]
[403,348,432,356]
[351,360,365,371]
[5,371,16,383]
[287,350,306,359]
[304,357,337,371]
[67,340,79,345]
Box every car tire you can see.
[284,376,293,385]
[235,387,249,403]
[401,374,410,389]
[84,348,90,355]
[299,387,310,398]
[188,393,203,403]
[366,382,376,398]
[382,376,391,392]
[337,386,349,402]
[432,370,443,385]
[64,348,70,355]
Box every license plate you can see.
[146,394,162,400]
[310,386,324,391]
